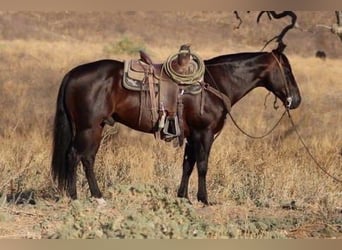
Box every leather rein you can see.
[204,52,342,184]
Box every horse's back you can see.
[67,59,123,79]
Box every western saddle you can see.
[123,44,204,147]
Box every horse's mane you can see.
[204,52,268,65]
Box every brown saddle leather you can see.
[124,59,201,94]
[122,49,204,146]
[129,59,162,81]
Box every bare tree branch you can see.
[336,10,341,25]
[257,11,297,52]
[233,11,250,30]
[233,11,242,30]
[316,11,342,41]
[257,11,272,23]
[232,11,341,53]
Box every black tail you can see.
[51,73,73,193]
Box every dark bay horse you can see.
[51,48,301,205]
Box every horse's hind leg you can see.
[67,147,81,199]
[74,127,103,199]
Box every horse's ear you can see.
[273,42,287,55]
[272,49,279,56]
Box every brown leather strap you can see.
[200,84,205,115]
[177,95,184,146]
[203,83,231,112]
[138,85,144,126]
[147,67,158,125]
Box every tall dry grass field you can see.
[0,11,341,239]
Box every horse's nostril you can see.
[286,97,293,108]
[288,95,301,109]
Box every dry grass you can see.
[0,11,341,239]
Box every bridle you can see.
[270,51,292,110]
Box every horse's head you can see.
[265,51,301,109]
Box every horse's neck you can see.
[220,63,266,106]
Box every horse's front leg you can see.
[177,138,196,201]
[195,130,214,205]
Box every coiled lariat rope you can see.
[163,51,205,84]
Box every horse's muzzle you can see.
[287,95,301,109]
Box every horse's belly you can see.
[114,108,156,134]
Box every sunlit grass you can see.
[0,11,341,239]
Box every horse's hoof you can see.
[94,198,107,207]
[207,201,220,206]
[197,199,218,206]
[178,197,192,205]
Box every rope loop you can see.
[164,51,205,84]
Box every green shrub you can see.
[103,37,145,56]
